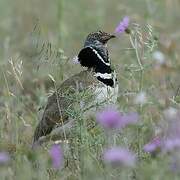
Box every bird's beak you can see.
[104,34,116,42]
[102,33,116,44]
[110,34,116,39]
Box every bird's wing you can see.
[33,70,98,143]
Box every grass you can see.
[0,0,180,179]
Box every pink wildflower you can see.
[103,147,136,167]
[115,16,130,34]
[49,144,63,169]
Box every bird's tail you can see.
[32,119,53,147]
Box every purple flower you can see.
[145,110,180,155]
[96,107,138,129]
[0,152,10,164]
[143,137,161,153]
[121,112,139,126]
[49,144,63,169]
[96,107,122,129]
[115,16,130,34]
[164,138,180,151]
[170,155,180,173]
[103,147,136,167]
[162,109,180,152]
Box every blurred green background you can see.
[1,0,179,89]
[1,0,180,58]
[0,0,180,152]
[0,0,180,179]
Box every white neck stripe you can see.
[89,47,110,66]
[94,72,112,79]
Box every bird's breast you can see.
[92,83,119,105]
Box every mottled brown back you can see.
[33,70,100,142]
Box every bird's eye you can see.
[98,30,103,34]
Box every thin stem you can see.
[129,32,145,158]
[9,58,24,90]
[54,82,67,141]
[2,69,11,96]
[129,34,144,92]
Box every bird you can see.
[32,30,118,146]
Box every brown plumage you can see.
[33,70,99,142]
[33,31,117,145]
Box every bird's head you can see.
[85,30,116,46]
[78,31,115,69]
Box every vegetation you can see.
[0,0,180,179]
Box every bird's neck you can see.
[93,64,117,88]
[84,41,117,87]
